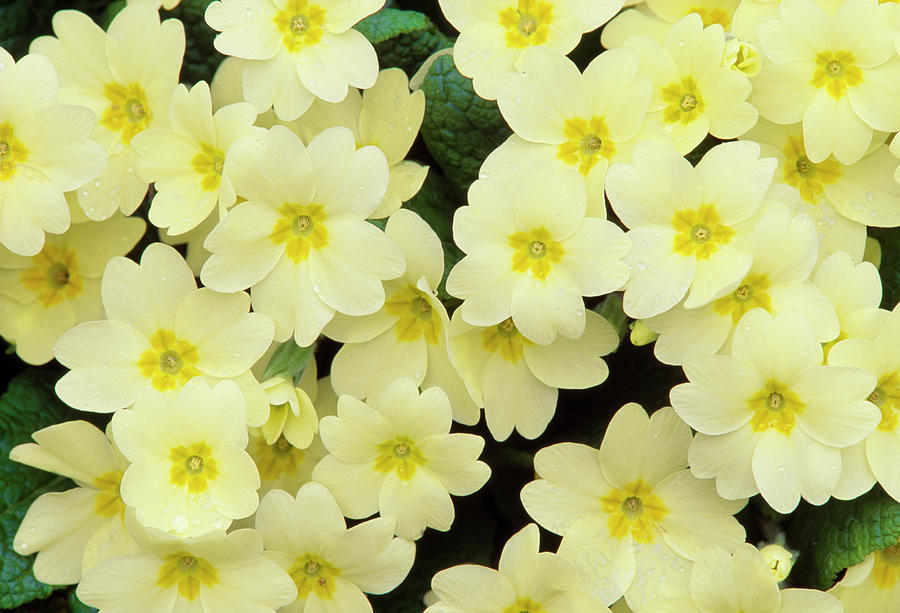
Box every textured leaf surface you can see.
[0,370,74,609]
[355,8,453,77]
[419,54,512,199]
[788,488,900,589]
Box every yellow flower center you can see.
[873,542,900,589]
[781,136,842,203]
[374,436,425,481]
[92,471,125,518]
[0,123,28,181]
[871,372,900,432]
[557,117,615,176]
[169,442,219,494]
[254,435,306,481]
[157,552,219,600]
[712,273,772,323]
[749,380,805,434]
[600,479,667,543]
[671,204,734,259]
[502,597,546,613]
[274,0,326,52]
[811,51,863,99]
[191,143,226,192]
[481,317,532,363]
[508,227,564,280]
[102,82,152,144]
[19,244,84,307]
[499,0,553,48]
[271,203,329,263]
[288,555,339,599]
[137,329,201,391]
[690,7,731,28]
[661,77,706,125]
[384,284,442,345]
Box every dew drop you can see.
[636,261,647,271]
[575,309,584,317]
[81,190,89,197]
[414,371,423,379]
[312,283,321,293]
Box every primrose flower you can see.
[751,0,900,165]
[446,162,630,345]
[641,543,842,613]
[0,48,106,256]
[448,309,618,441]
[828,307,900,504]
[0,213,144,365]
[290,68,428,218]
[742,119,900,261]
[248,371,336,500]
[77,521,297,612]
[624,13,758,154]
[111,378,260,536]
[200,125,405,347]
[492,47,657,217]
[255,483,415,613]
[312,378,491,540]
[601,0,741,48]
[520,403,746,610]
[131,81,264,235]
[326,210,479,425]
[830,538,900,613]
[426,523,609,613]
[813,251,887,351]
[438,0,625,100]
[54,242,273,425]
[205,0,384,121]
[671,309,880,513]
[606,140,775,318]
[30,5,184,220]
[255,356,319,450]
[11,421,136,584]
[644,204,838,365]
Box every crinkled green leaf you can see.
[402,170,463,302]
[788,487,900,589]
[594,294,628,343]
[355,8,453,77]
[419,54,512,199]
[868,226,900,309]
[0,370,76,609]
[262,342,315,384]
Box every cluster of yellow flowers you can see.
[2,0,900,611]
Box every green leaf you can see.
[787,487,900,589]
[262,342,315,384]
[594,294,628,343]
[67,588,96,613]
[355,8,453,77]
[402,170,463,302]
[0,370,76,609]
[868,226,900,309]
[419,54,512,199]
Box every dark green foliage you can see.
[788,487,900,589]
[0,371,76,609]
[869,226,900,309]
[262,341,316,384]
[355,8,453,76]
[419,55,512,199]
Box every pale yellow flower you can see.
[11,421,137,584]
[0,48,106,255]
[30,5,184,219]
[0,214,144,364]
